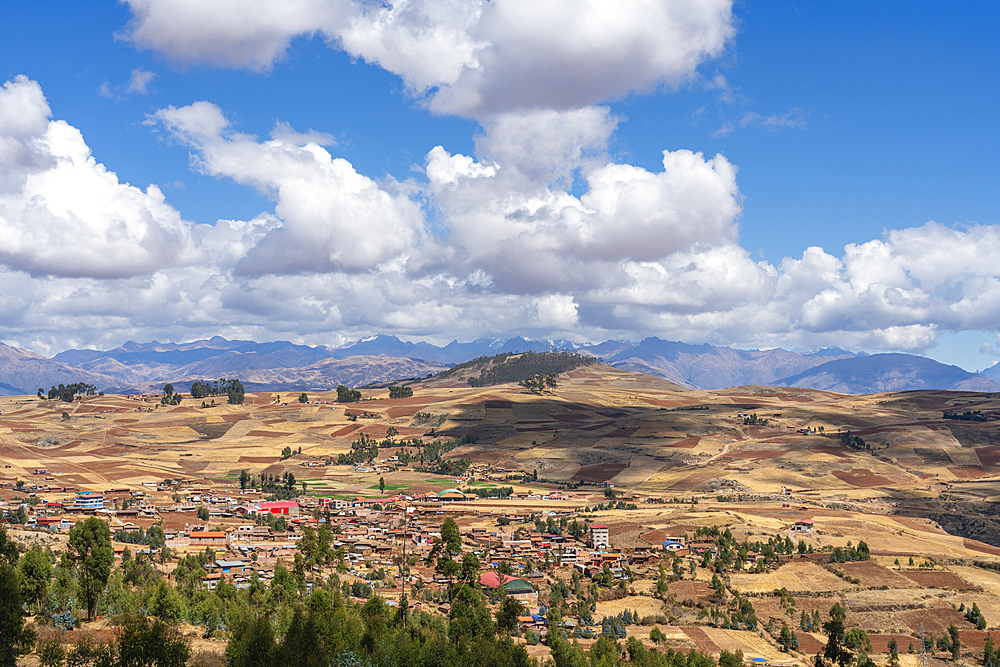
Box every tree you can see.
[0,527,18,568]
[427,517,463,600]
[379,477,386,495]
[0,563,35,667]
[449,584,494,643]
[518,373,557,394]
[780,623,799,651]
[150,579,184,625]
[197,506,209,521]
[68,516,114,621]
[47,382,97,402]
[888,639,900,667]
[495,597,525,635]
[459,551,481,590]
[115,613,190,667]
[298,393,308,403]
[337,385,361,403]
[275,608,325,667]
[147,525,166,552]
[948,624,960,660]
[388,385,413,399]
[820,603,851,667]
[844,628,872,655]
[440,517,462,554]
[225,379,245,405]
[656,563,669,597]
[160,383,182,406]
[711,573,726,599]
[17,545,52,610]
[719,649,745,667]
[984,636,997,667]
[297,526,319,586]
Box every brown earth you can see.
[899,570,975,590]
[840,561,918,588]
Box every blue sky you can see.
[0,1,997,370]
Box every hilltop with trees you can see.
[434,351,599,388]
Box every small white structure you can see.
[790,519,814,534]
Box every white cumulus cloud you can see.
[150,101,423,274]
[0,76,200,279]
[120,0,736,116]
[422,134,742,293]
[3,75,1000,362]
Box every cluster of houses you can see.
[0,461,824,629]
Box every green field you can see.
[367,483,411,491]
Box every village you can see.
[4,366,1000,665]
[3,458,997,667]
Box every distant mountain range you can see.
[978,362,1000,382]
[0,334,997,396]
[773,353,1000,394]
[594,338,859,389]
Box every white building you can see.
[590,524,610,549]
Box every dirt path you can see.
[704,442,732,464]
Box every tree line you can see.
[337,385,362,402]
[38,383,98,402]
[190,378,245,404]
[389,385,413,398]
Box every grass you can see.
[307,492,356,500]
[366,483,411,491]
[424,479,456,485]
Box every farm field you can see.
[5,362,1000,665]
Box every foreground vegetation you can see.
[0,516,762,667]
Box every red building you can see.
[254,500,299,517]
